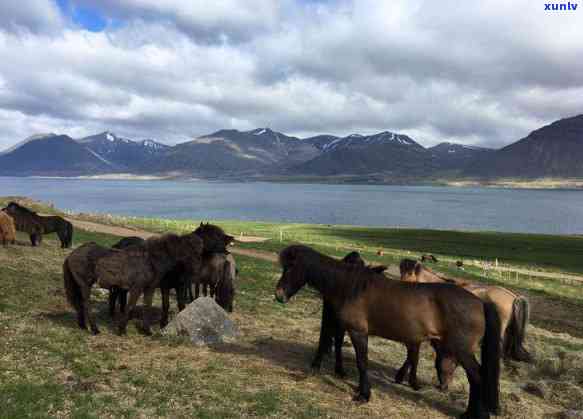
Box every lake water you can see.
[1,177,582,235]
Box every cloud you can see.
[0,0,582,151]
[0,0,64,35]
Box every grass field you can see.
[1,197,583,418]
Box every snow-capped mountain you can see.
[79,131,170,170]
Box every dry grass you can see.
[1,227,582,417]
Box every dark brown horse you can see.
[399,258,531,390]
[3,202,73,248]
[108,236,193,323]
[63,233,202,335]
[194,252,237,312]
[276,245,501,419]
[311,251,387,377]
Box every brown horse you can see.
[3,202,73,248]
[276,245,501,419]
[0,210,17,245]
[399,259,531,390]
[63,233,202,335]
[311,251,387,377]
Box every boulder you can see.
[162,297,238,345]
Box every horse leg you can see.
[141,287,155,336]
[161,287,170,329]
[108,288,117,317]
[457,351,488,419]
[120,289,127,314]
[395,346,412,385]
[118,288,141,335]
[406,344,422,390]
[194,281,200,299]
[348,329,370,402]
[203,282,208,297]
[311,301,335,373]
[80,286,99,335]
[29,234,36,247]
[176,285,186,312]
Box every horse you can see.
[63,232,203,335]
[311,251,388,377]
[189,222,236,312]
[197,252,237,313]
[0,210,17,246]
[107,236,193,324]
[2,202,73,248]
[399,258,531,390]
[276,245,501,419]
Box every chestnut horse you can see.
[399,259,531,390]
[276,245,501,419]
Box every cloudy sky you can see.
[0,0,581,150]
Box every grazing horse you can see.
[276,245,501,419]
[3,202,73,248]
[0,210,17,245]
[311,251,387,377]
[63,233,202,335]
[195,252,237,312]
[399,259,531,390]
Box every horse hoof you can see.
[410,382,421,391]
[91,329,100,336]
[352,393,370,403]
[395,372,405,384]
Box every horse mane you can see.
[7,202,38,216]
[280,245,384,302]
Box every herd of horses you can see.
[1,201,533,418]
[275,246,533,419]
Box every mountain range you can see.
[0,114,581,181]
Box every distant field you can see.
[2,196,583,417]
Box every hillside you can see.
[465,114,583,178]
[0,134,113,176]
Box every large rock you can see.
[162,297,238,345]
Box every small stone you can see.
[562,410,583,419]
[523,381,548,399]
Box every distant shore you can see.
[6,174,583,189]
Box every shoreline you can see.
[3,174,583,189]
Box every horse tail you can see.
[504,296,532,362]
[63,259,82,313]
[481,302,501,415]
